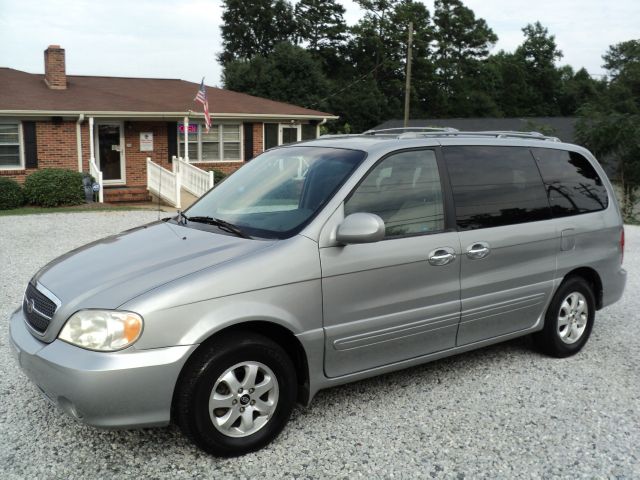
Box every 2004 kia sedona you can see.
[9,129,626,456]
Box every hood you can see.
[33,221,274,341]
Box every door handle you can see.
[428,247,456,266]
[466,242,490,260]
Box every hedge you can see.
[0,177,24,210]
[23,169,85,207]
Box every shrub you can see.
[23,169,85,207]
[208,169,228,184]
[0,177,24,210]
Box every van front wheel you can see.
[535,277,596,358]
[174,331,296,456]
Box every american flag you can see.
[194,77,211,133]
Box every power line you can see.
[305,62,382,109]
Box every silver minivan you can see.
[9,129,626,456]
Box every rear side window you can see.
[531,148,608,217]
[443,146,551,230]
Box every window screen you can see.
[0,123,21,168]
[345,150,444,238]
[444,146,551,230]
[532,148,608,217]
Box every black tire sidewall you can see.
[544,277,596,357]
[186,336,296,456]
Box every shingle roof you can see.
[0,67,334,118]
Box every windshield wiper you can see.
[176,210,189,225]
[184,215,252,239]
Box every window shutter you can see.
[243,123,254,161]
[23,121,38,168]
[264,123,278,150]
[302,123,317,140]
[167,122,177,162]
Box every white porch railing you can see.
[147,157,181,208]
[173,156,214,197]
[89,157,104,203]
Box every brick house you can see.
[0,45,337,202]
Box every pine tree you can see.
[218,0,296,66]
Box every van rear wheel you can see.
[534,277,596,358]
[174,331,296,456]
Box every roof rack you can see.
[363,127,459,135]
[363,128,560,142]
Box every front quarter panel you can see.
[121,234,323,350]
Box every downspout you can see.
[76,113,85,172]
[317,117,327,138]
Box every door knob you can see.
[466,242,490,259]
[428,247,456,266]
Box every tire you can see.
[174,331,297,456]
[534,276,596,358]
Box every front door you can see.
[280,125,300,145]
[321,149,461,378]
[97,123,124,183]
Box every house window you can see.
[0,123,22,169]
[178,123,241,162]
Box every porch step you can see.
[103,187,151,203]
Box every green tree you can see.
[576,40,640,221]
[294,0,347,52]
[431,0,498,116]
[514,22,563,115]
[218,0,296,66]
[222,42,330,110]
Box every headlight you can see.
[58,310,143,351]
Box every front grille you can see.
[23,283,57,333]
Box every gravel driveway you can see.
[1,211,638,479]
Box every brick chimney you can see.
[44,45,67,90]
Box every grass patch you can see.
[0,204,147,216]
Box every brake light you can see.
[620,228,625,264]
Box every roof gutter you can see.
[0,110,339,121]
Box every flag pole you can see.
[183,115,189,162]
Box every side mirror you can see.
[336,213,385,245]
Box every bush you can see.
[23,169,85,207]
[208,169,228,184]
[0,177,24,210]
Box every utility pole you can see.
[403,22,413,128]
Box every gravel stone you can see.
[1,211,638,479]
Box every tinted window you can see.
[444,146,551,230]
[532,148,608,217]
[345,150,444,237]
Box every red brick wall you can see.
[191,162,245,176]
[123,122,169,187]
[0,120,79,183]
[0,119,268,185]
[253,122,264,158]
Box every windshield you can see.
[185,146,366,239]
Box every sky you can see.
[0,0,638,86]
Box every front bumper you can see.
[9,308,198,428]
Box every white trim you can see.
[94,120,126,185]
[178,122,243,163]
[0,119,25,170]
[0,110,338,121]
[278,123,301,145]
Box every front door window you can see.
[97,124,123,181]
[281,126,298,144]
